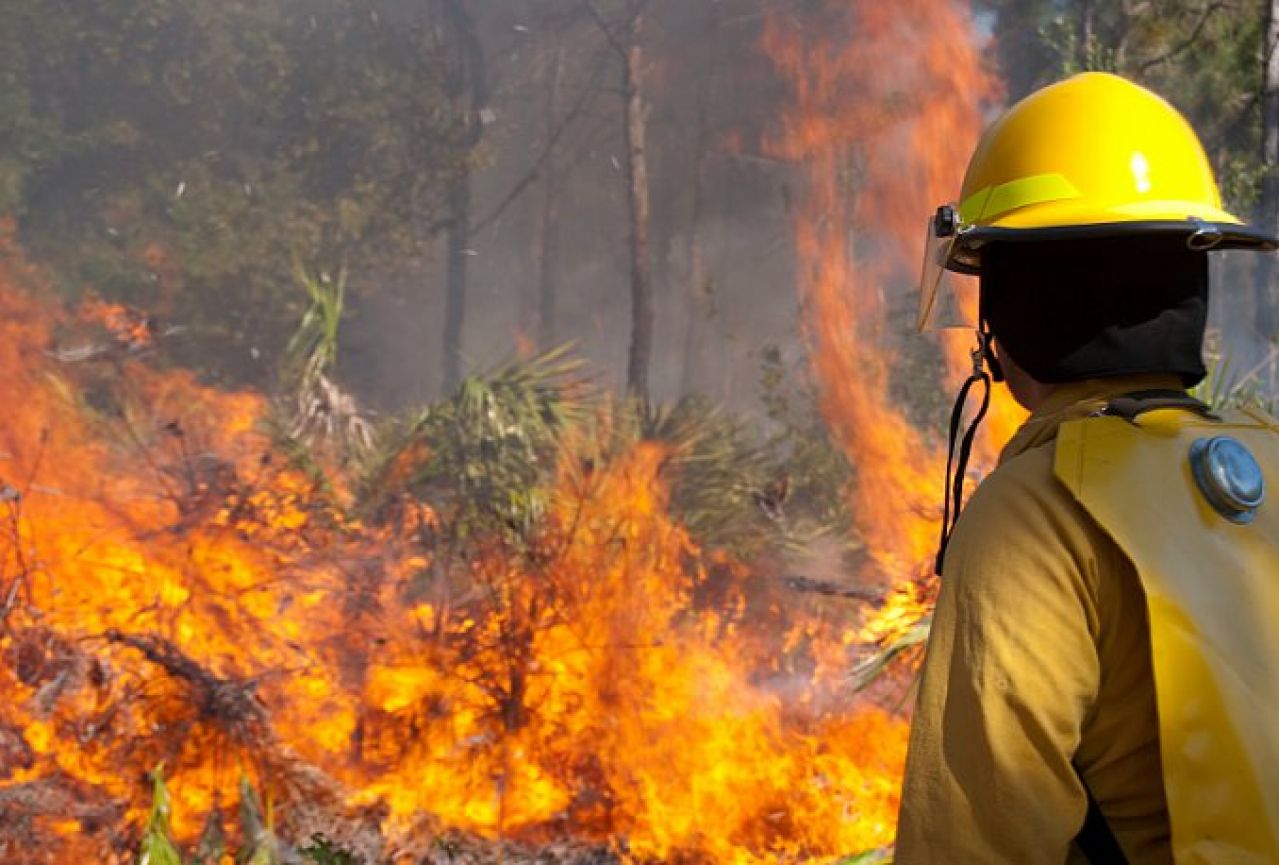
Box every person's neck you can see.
[1002,360,1055,412]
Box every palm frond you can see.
[284,262,346,384]
[1196,341,1279,413]
[836,849,894,865]
[137,765,183,865]
[640,395,781,554]
[357,345,589,536]
[849,618,931,693]
[274,261,375,461]
[235,775,286,865]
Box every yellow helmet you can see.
[920,72,1276,328]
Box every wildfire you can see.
[1,2,1027,861]
[762,0,1024,630]
[2,232,898,860]
[758,0,1027,842]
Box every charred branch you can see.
[104,629,271,744]
[0,775,125,824]
[782,575,883,603]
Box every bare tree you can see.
[622,11,654,400]
[438,0,488,394]
[587,0,654,400]
[537,34,566,348]
[679,5,720,397]
[1077,0,1097,67]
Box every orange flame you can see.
[762,1,1024,621]
[1,239,903,860]
[0,4,1030,859]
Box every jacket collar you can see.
[1000,374,1188,464]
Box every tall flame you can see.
[762,0,1024,617]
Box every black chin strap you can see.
[934,324,998,576]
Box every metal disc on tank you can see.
[1189,435,1265,524]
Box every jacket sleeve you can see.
[895,449,1101,863]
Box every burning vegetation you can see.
[0,0,1047,861]
[0,217,915,862]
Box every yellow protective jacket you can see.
[896,375,1279,864]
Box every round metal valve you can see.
[1189,436,1265,524]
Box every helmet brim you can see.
[948,220,1278,275]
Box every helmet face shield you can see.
[917,216,979,331]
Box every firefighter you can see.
[896,72,1279,864]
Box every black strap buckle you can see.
[1101,388,1218,423]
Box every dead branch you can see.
[0,774,124,823]
[468,45,612,240]
[1136,1,1228,72]
[782,575,882,603]
[104,629,271,743]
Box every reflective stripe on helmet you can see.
[959,173,1081,226]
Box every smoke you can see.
[341,3,807,410]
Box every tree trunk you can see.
[1077,0,1096,69]
[678,206,706,397]
[438,0,486,394]
[537,41,565,349]
[680,50,715,397]
[443,173,471,392]
[1258,0,1279,343]
[623,13,654,401]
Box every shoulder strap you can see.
[1074,764,1129,864]
[1066,391,1180,863]
[1101,388,1218,422]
